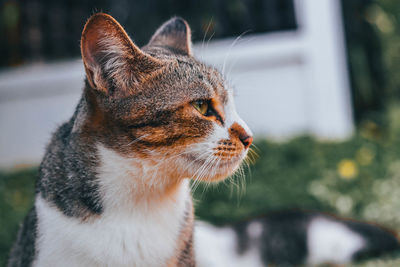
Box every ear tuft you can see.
[148,17,192,55]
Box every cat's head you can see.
[80,13,252,184]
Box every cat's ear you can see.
[81,13,162,96]
[148,17,192,56]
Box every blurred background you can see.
[1,0,400,266]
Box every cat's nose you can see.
[230,123,253,149]
[240,135,253,149]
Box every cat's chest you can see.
[35,192,190,267]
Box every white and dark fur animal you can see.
[195,210,400,266]
[8,13,253,267]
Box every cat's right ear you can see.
[148,17,192,56]
[81,13,162,97]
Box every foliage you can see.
[373,0,400,99]
[0,168,36,266]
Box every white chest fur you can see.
[35,186,189,267]
[34,145,190,267]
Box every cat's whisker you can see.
[165,148,213,188]
[250,143,261,153]
[189,155,213,191]
[239,163,247,197]
[225,36,255,79]
[221,30,250,77]
[201,18,213,61]
[180,150,212,174]
[243,160,252,188]
[191,155,216,193]
[246,147,259,165]
[200,157,221,196]
[192,156,214,190]
[221,154,249,199]
[205,32,215,54]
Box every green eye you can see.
[192,100,209,115]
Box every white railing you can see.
[196,0,353,140]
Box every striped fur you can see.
[8,13,252,267]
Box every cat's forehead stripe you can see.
[202,67,228,105]
[150,52,228,101]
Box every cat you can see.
[8,13,253,267]
[195,210,400,266]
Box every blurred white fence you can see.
[0,0,353,168]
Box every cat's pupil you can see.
[192,100,209,116]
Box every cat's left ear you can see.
[148,17,192,56]
[81,13,163,97]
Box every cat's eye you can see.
[192,100,209,116]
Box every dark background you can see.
[0,0,296,65]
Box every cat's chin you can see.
[211,160,243,181]
[187,153,245,182]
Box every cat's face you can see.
[80,13,252,183]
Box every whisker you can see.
[201,17,213,60]
[225,36,255,79]
[199,157,221,197]
[192,157,215,192]
[124,133,150,146]
[222,30,251,76]
[190,155,214,192]
[193,154,218,193]
[205,31,215,52]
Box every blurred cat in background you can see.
[196,210,400,266]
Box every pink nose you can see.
[230,123,253,149]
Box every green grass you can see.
[2,105,400,266]
[0,168,36,266]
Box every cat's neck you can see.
[96,143,190,214]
